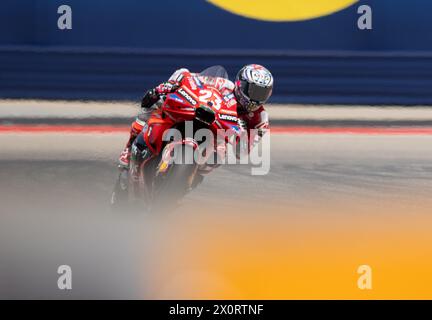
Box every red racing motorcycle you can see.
[111,66,245,210]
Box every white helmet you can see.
[234,64,274,112]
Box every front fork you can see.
[155,138,202,191]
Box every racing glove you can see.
[155,81,180,95]
[141,81,180,109]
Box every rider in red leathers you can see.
[118,64,274,169]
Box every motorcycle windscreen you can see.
[199,65,229,80]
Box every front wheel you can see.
[151,144,198,207]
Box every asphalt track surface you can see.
[1,129,432,298]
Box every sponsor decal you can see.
[231,125,241,133]
[214,78,224,90]
[223,93,234,102]
[170,93,185,104]
[221,109,238,116]
[147,126,153,137]
[188,77,197,91]
[219,114,238,122]
[227,99,237,108]
[176,74,184,83]
[223,93,237,108]
[178,88,197,106]
[181,107,196,112]
[194,76,203,89]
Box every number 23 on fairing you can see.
[198,89,223,110]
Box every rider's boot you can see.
[130,132,154,178]
[118,120,145,170]
[113,121,145,206]
[118,103,157,170]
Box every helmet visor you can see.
[242,80,272,104]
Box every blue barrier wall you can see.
[1,0,432,104]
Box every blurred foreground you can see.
[1,129,432,298]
